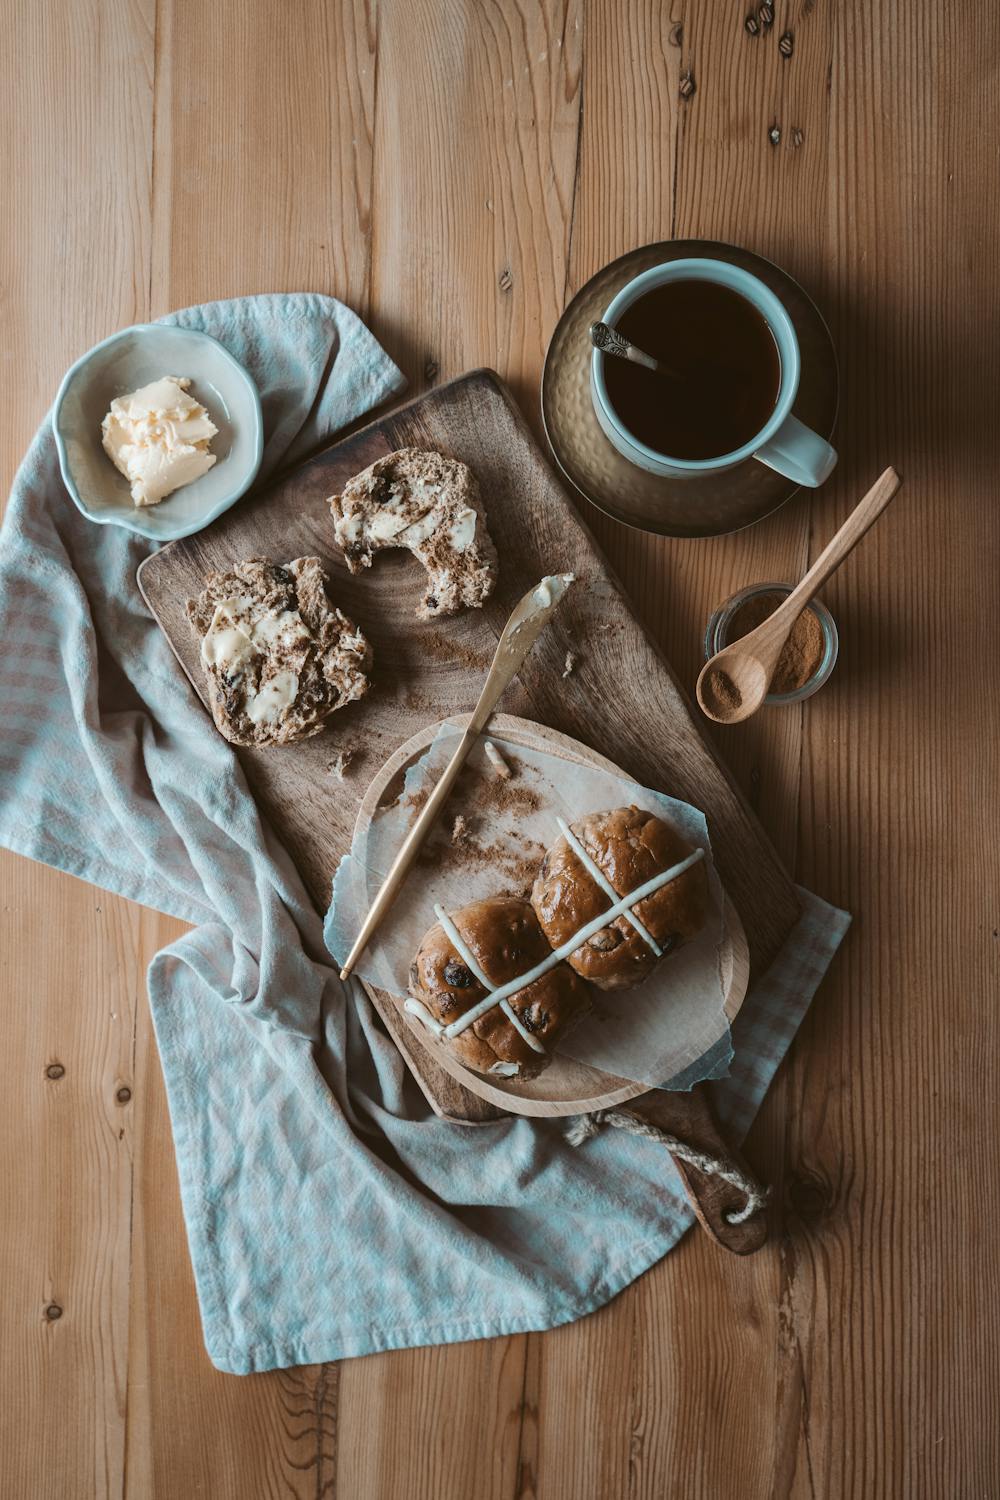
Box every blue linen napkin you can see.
[0,294,849,1373]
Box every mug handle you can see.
[754,413,837,488]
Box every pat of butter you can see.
[507,573,576,636]
[251,609,310,652]
[200,600,256,673]
[397,509,443,546]
[448,507,477,553]
[368,507,418,542]
[201,602,311,679]
[245,671,299,725]
[338,513,364,544]
[101,375,218,508]
[367,505,447,547]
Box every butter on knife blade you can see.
[505,572,576,638]
[468,573,576,734]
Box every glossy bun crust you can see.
[408,897,591,1079]
[531,806,708,991]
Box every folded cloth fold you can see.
[0,294,849,1373]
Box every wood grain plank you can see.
[123,2,382,1495]
[638,24,844,1497]
[124,913,341,1500]
[0,0,154,477]
[337,5,586,1496]
[785,1,1000,1493]
[525,1293,636,1498]
[0,0,154,1495]
[531,4,840,1499]
[562,0,683,670]
[528,8,773,1499]
[367,0,583,419]
[652,15,850,1495]
[0,858,142,1499]
[149,0,377,315]
[336,1337,528,1500]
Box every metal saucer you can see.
[541,239,839,539]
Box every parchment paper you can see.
[326,725,734,1089]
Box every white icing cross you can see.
[556,816,663,958]
[404,843,706,1057]
[433,905,546,1054]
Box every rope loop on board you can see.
[565,1108,770,1226]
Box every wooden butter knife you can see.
[339,574,575,979]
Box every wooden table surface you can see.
[3,2,998,1495]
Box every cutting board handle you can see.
[617,1085,769,1255]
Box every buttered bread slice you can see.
[328,447,498,620]
[186,557,371,747]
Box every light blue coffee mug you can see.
[590,258,837,487]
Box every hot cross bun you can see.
[531,806,708,991]
[407,897,591,1080]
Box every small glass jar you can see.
[703,582,839,705]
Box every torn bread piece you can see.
[186,557,371,748]
[327,749,355,779]
[327,447,498,620]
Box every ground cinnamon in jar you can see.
[725,590,826,695]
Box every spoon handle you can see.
[589,321,659,371]
[778,466,901,623]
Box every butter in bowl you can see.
[52,322,263,541]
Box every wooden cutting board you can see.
[138,369,801,1125]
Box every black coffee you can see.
[603,279,781,461]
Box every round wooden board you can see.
[352,714,750,1118]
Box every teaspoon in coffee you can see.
[696,466,901,725]
[590,320,731,394]
[590,321,672,375]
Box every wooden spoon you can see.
[697,466,901,725]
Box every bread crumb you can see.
[483,739,512,780]
[451,814,471,846]
[562,650,577,678]
[327,749,355,779]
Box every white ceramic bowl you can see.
[52,323,264,541]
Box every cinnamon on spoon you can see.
[697,466,901,725]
